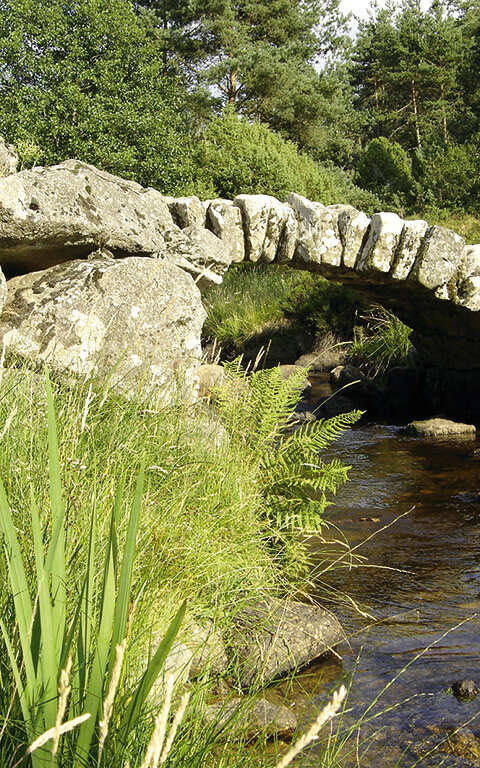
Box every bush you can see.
[0,0,195,194]
[347,306,413,377]
[414,139,480,215]
[193,109,382,210]
[356,137,415,208]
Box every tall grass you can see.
[203,264,362,354]
[0,363,364,767]
[347,307,413,377]
[0,366,285,765]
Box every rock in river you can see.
[204,696,297,740]
[229,597,344,690]
[405,418,476,439]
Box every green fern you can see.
[215,362,362,531]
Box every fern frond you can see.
[213,360,358,534]
[281,410,363,458]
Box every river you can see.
[275,406,480,766]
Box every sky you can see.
[341,0,430,22]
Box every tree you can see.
[356,136,415,206]
[192,108,381,211]
[136,0,350,151]
[0,0,195,193]
[352,0,466,150]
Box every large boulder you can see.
[0,160,175,274]
[229,598,344,690]
[0,161,232,288]
[0,256,205,401]
[0,137,18,177]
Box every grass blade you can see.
[109,467,143,674]
[119,600,186,739]
[31,490,57,730]
[74,541,117,763]
[0,480,36,707]
[45,372,66,666]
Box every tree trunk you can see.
[440,83,448,143]
[411,78,422,148]
[228,69,238,106]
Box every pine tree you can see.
[137,0,350,151]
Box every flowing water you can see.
[275,380,480,767]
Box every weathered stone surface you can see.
[0,160,177,274]
[391,219,429,280]
[332,205,370,269]
[233,194,292,263]
[169,195,206,229]
[405,418,476,438]
[0,266,7,316]
[410,225,466,290]
[0,137,18,177]
[0,257,205,401]
[276,205,298,263]
[455,245,480,311]
[197,363,225,398]
[206,199,245,263]
[357,212,404,273]
[205,696,297,740]
[230,598,344,689]
[287,193,343,267]
[161,225,232,290]
[295,331,348,372]
[162,620,229,687]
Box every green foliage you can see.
[215,362,361,532]
[0,0,195,194]
[204,264,364,353]
[0,374,184,766]
[193,109,381,208]
[356,137,415,207]
[348,306,413,378]
[414,139,480,215]
[137,0,349,152]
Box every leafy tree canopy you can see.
[0,0,195,193]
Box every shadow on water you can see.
[276,421,480,767]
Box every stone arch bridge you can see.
[0,160,479,396]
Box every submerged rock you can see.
[405,418,476,439]
[451,679,480,701]
[229,598,344,690]
[204,696,297,740]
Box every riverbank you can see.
[0,364,353,767]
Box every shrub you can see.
[347,306,413,377]
[356,137,415,208]
[193,109,382,210]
